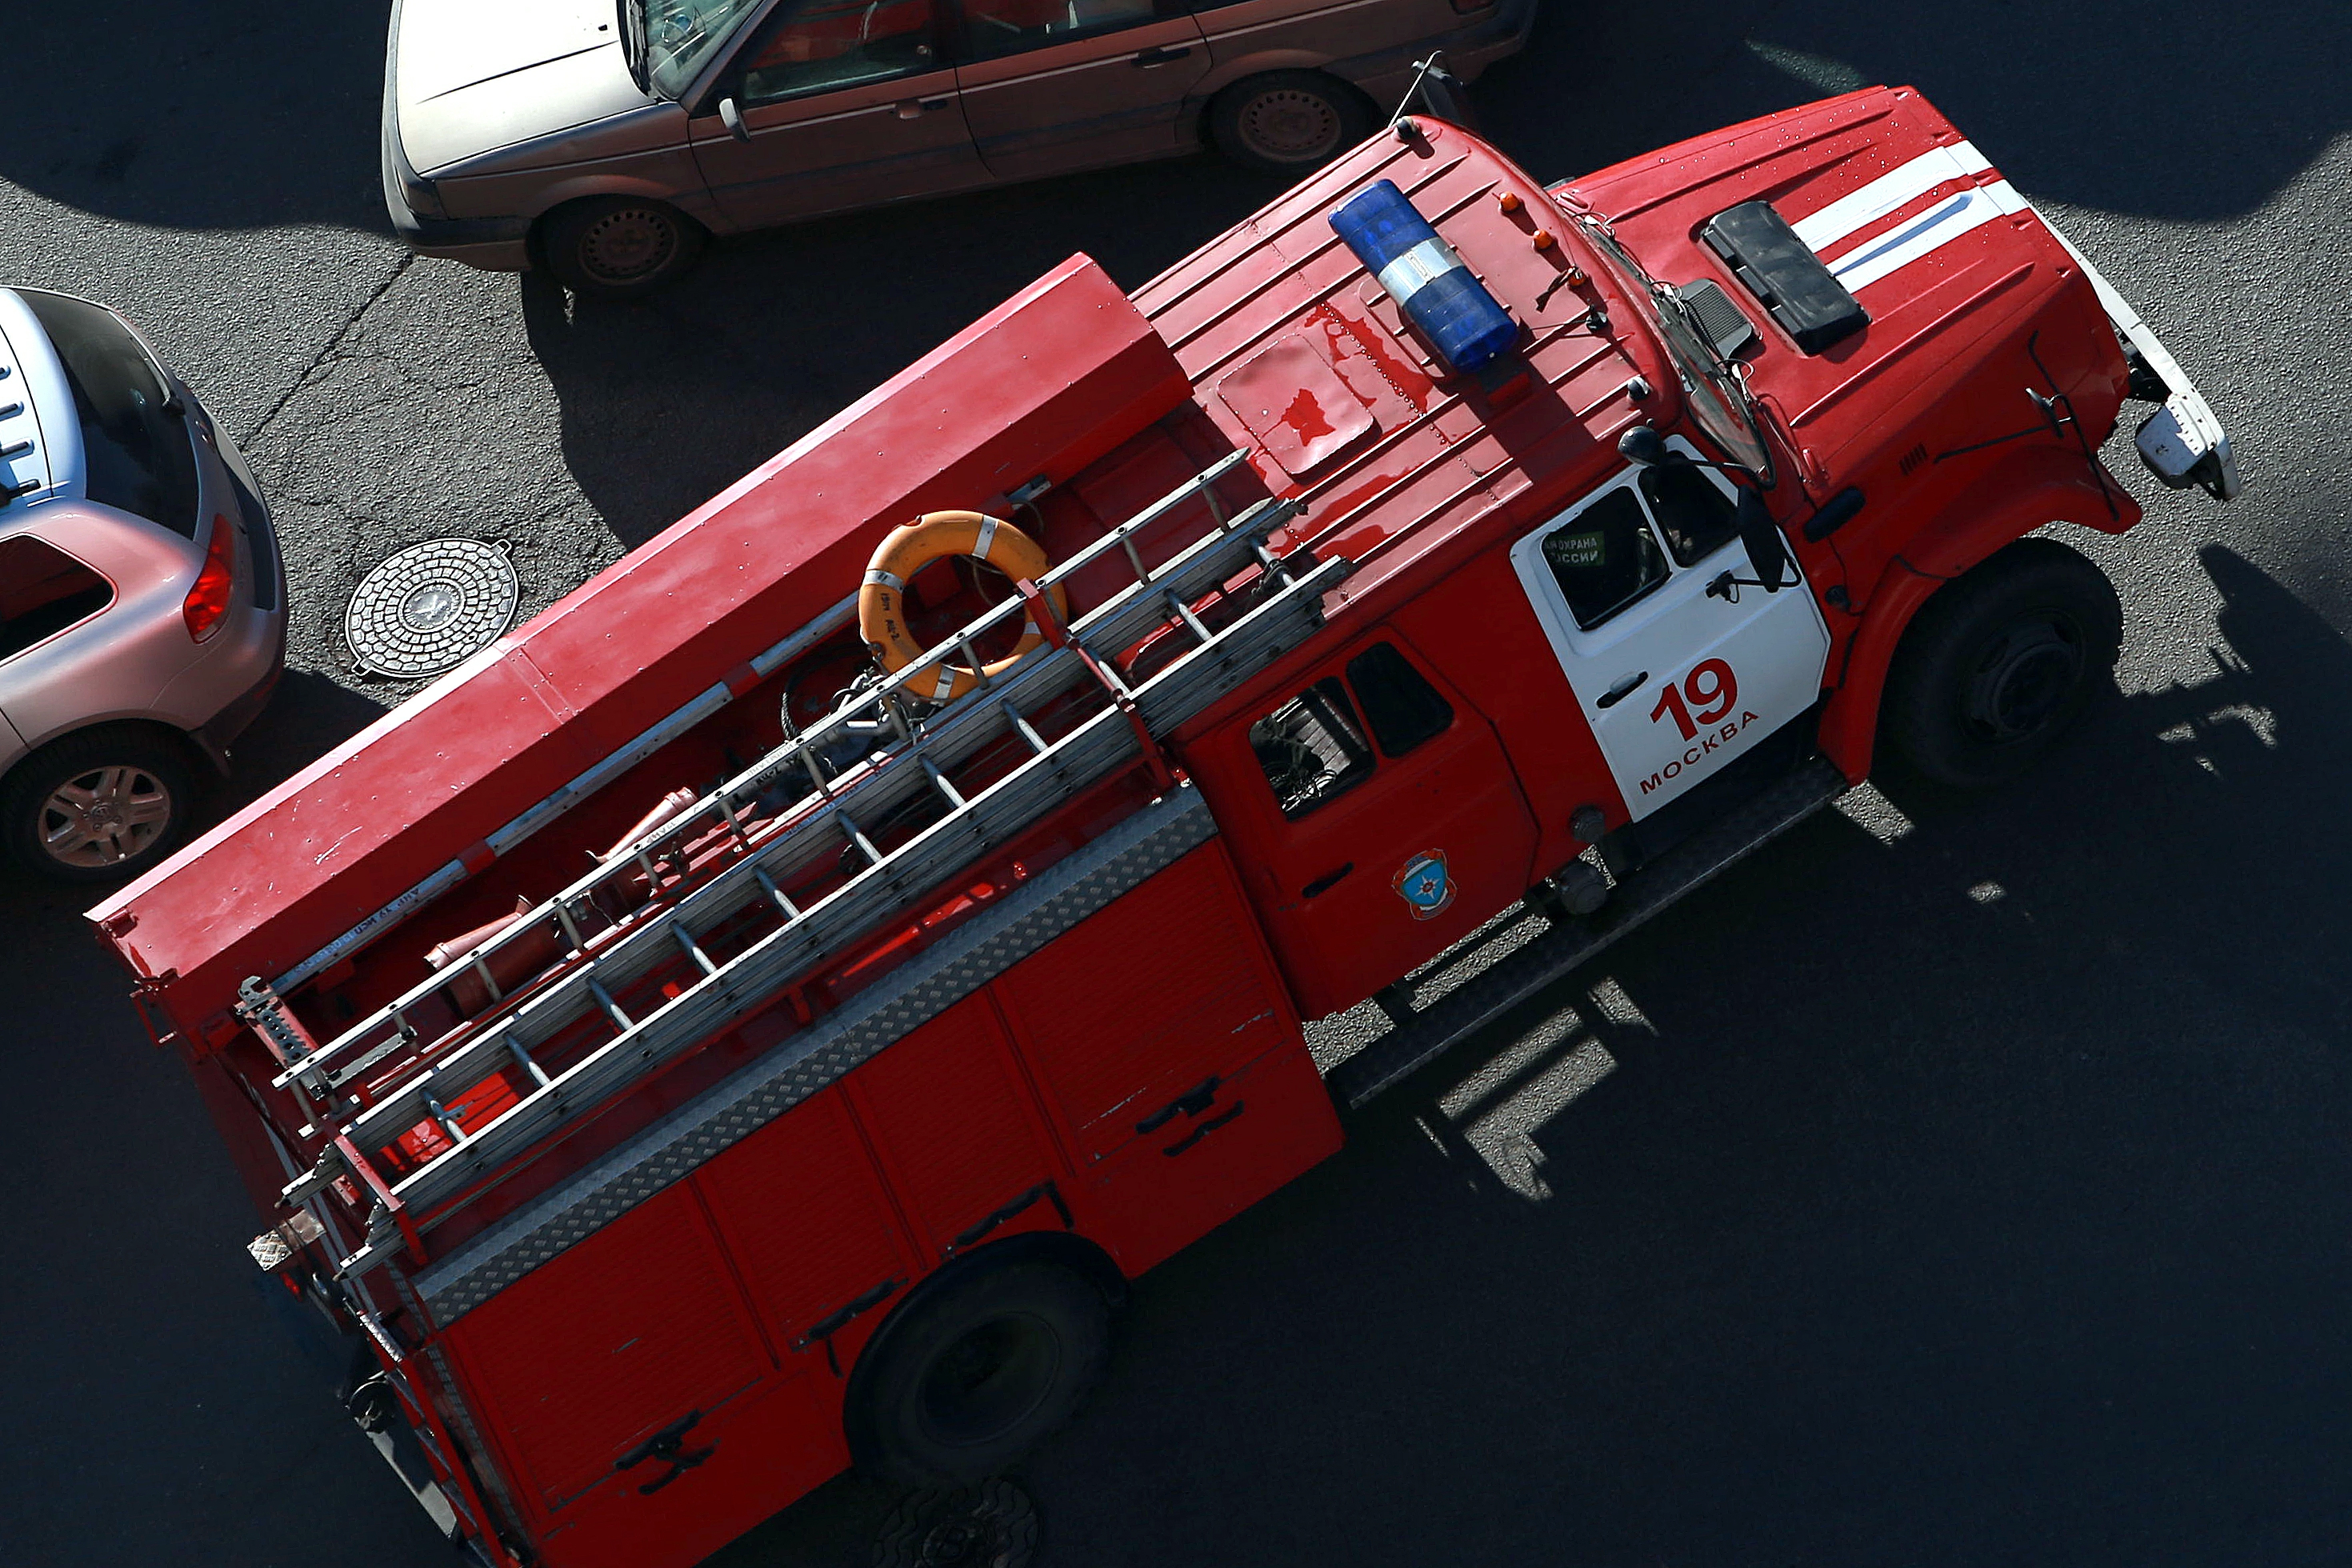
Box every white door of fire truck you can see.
[1510,444,1831,818]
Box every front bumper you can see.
[379,0,534,271]
[2034,210,2242,502]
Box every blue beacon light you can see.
[1328,178,1519,374]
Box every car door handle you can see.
[893,96,952,118]
[1132,44,1191,66]
[1594,671,1648,709]
[1301,862,1354,898]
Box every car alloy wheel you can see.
[1237,87,1345,164]
[38,762,177,871]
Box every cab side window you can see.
[1638,464,1741,567]
[1250,678,1372,819]
[1345,642,1453,757]
[738,0,939,105]
[1540,486,1668,630]
[1249,642,1454,818]
[960,0,1158,60]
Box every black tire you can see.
[1,724,197,882]
[873,1477,1040,1568]
[1208,71,1374,174]
[539,195,706,298]
[847,1260,1112,1487]
[1883,538,2123,789]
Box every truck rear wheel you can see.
[1883,538,2122,788]
[847,1258,1113,1486]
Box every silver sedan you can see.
[0,288,287,882]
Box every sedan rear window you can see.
[18,290,200,538]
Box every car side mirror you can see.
[718,96,750,143]
[1735,488,1790,591]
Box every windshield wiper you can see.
[618,0,650,92]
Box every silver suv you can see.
[0,289,287,882]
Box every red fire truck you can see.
[91,86,2233,1567]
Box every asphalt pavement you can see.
[3,2,2349,1563]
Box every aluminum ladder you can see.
[258,453,1349,1269]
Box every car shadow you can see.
[1,0,2338,243]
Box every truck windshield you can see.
[638,0,769,98]
[1575,217,1772,479]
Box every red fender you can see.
[1815,448,2142,782]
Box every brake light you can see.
[184,514,235,642]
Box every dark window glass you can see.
[736,0,940,105]
[1541,487,1667,630]
[1639,463,1741,567]
[961,0,1157,60]
[0,535,113,659]
[19,291,199,538]
[1250,677,1373,818]
[1346,642,1453,758]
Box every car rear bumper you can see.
[1344,0,1539,102]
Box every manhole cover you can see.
[346,538,518,679]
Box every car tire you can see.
[846,1258,1113,1487]
[1883,538,2124,789]
[539,196,706,298]
[1208,71,1375,174]
[1,724,197,882]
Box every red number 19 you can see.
[1649,658,1738,741]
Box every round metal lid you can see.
[345,538,519,679]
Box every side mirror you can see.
[718,96,750,143]
[1735,488,1790,592]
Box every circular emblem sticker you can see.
[1392,850,1455,920]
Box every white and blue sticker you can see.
[1393,850,1456,921]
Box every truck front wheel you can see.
[846,1258,1113,1486]
[1883,538,2123,789]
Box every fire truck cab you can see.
[92,86,2231,1568]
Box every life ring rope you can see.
[858,510,1070,703]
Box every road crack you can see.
[237,250,418,448]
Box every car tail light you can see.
[184,514,236,642]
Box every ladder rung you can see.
[835,808,883,866]
[1164,588,1212,644]
[552,899,585,954]
[1002,701,1049,756]
[919,754,966,810]
[586,978,632,1032]
[465,950,502,1005]
[752,866,799,918]
[669,921,718,977]
[505,1034,553,1090]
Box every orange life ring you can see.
[859,511,1070,702]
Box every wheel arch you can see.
[1,715,210,786]
[1815,457,2140,780]
[840,1227,1127,1464]
[1193,51,1350,105]
[524,182,719,260]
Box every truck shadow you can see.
[986,542,2352,1567]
